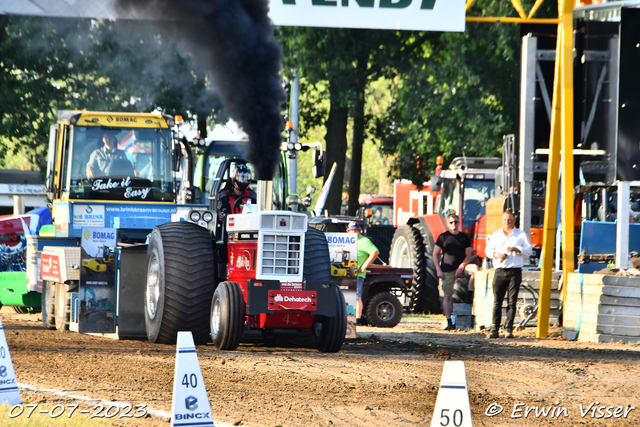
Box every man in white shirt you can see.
[485,210,532,339]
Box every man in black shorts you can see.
[433,214,474,330]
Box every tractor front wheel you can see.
[210,281,244,351]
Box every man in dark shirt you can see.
[433,214,474,330]
[86,133,132,178]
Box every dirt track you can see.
[2,307,640,426]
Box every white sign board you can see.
[73,204,106,229]
[270,0,465,32]
[0,318,21,405]
[325,232,358,264]
[1,0,466,32]
[81,227,117,257]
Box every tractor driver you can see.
[86,133,134,179]
[217,164,257,220]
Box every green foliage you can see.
[374,0,558,187]
[376,20,521,186]
[0,16,220,173]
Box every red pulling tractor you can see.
[145,160,347,352]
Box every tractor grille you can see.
[261,234,301,276]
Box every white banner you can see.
[270,0,465,32]
[1,0,465,32]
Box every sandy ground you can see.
[1,307,640,427]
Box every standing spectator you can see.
[346,221,379,326]
[433,214,474,331]
[485,210,532,338]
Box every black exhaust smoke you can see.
[114,0,286,180]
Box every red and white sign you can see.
[40,252,62,283]
[269,291,317,311]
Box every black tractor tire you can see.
[266,226,331,349]
[452,277,469,304]
[303,226,332,282]
[318,284,347,353]
[41,282,55,330]
[210,281,244,351]
[145,222,216,345]
[389,225,427,312]
[364,292,403,328]
[55,283,70,331]
[417,238,443,314]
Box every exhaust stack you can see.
[257,181,273,212]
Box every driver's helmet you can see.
[232,164,252,191]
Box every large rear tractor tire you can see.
[210,281,244,351]
[41,282,55,330]
[54,283,70,331]
[364,292,403,328]
[145,222,216,345]
[419,240,443,314]
[318,284,347,353]
[452,277,469,304]
[303,226,332,282]
[390,224,439,313]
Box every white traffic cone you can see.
[430,361,473,427]
[0,317,21,405]
[171,331,214,427]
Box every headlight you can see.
[189,210,201,222]
[202,211,214,222]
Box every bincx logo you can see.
[185,396,198,411]
[281,0,437,10]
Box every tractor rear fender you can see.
[365,275,410,291]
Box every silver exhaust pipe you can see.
[257,180,273,211]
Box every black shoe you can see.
[487,330,499,339]
[505,330,514,338]
[443,323,456,331]
[356,319,362,326]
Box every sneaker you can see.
[505,330,514,338]
[487,330,499,339]
[443,323,456,331]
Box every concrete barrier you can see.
[563,273,640,343]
